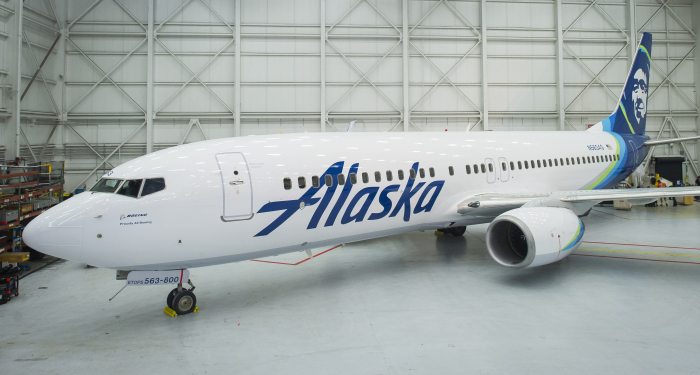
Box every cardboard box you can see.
[683,196,694,205]
[0,252,29,263]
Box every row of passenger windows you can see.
[282,154,619,190]
[461,154,620,175]
[283,167,436,190]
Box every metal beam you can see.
[235,0,241,137]
[21,33,60,102]
[14,0,23,158]
[67,38,147,113]
[480,0,488,131]
[627,0,636,69]
[73,121,147,190]
[21,31,60,115]
[320,0,326,132]
[146,0,154,153]
[555,0,565,131]
[402,0,409,132]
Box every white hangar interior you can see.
[1,0,699,191]
[1,1,700,374]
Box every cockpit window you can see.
[141,178,166,197]
[116,179,143,198]
[91,178,123,193]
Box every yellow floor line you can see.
[578,247,700,258]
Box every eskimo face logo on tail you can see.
[632,68,648,124]
[254,162,444,237]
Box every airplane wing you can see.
[457,187,700,216]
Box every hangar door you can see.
[216,153,253,221]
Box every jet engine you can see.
[485,207,584,268]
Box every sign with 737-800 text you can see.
[126,270,189,286]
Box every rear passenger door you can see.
[216,153,253,221]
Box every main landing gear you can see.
[435,226,466,237]
[166,279,197,315]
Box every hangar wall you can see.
[1,0,698,191]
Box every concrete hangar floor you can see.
[1,204,700,374]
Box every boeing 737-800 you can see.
[23,33,700,315]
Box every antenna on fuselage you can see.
[347,120,356,132]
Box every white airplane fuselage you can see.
[26,131,644,270]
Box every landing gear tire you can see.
[166,288,178,309]
[449,226,466,237]
[172,290,197,315]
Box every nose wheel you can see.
[166,279,197,315]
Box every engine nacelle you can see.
[486,207,584,268]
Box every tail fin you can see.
[598,32,652,135]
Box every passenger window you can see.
[480,164,486,173]
[448,166,454,176]
[325,174,332,187]
[298,177,306,189]
[338,174,346,186]
[409,169,416,179]
[560,158,563,166]
[473,164,479,174]
[518,161,522,170]
[386,170,393,181]
[510,161,515,170]
[283,178,292,190]
[488,164,493,173]
[597,156,601,163]
[530,160,535,168]
[502,162,506,171]
[312,175,320,188]
[587,156,591,163]
[398,170,404,180]
[548,159,552,167]
[524,161,529,169]
[566,158,570,165]
[466,165,472,174]
[537,160,541,168]
[542,159,547,167]
[419,168,425,178]
[577,157,581,164]
[429,167,435,177]
[554,159,558,167]
[604,155,608,162]
[362,172,369,183]
[375,171,381,182]
[141,178,165,197]
[350,173,357,185]
[117,179,143,198]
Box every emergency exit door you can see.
[216,152,253,221]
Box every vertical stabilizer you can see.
[596,33,652,135]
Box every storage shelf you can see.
[0,185,63,204]
[0,171,40,179]
[0,181,39,188]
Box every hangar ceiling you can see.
[1,0,698,190]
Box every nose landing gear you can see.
[166,279,198,316]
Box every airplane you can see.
[23,33,700,315]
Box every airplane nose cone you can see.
[24,198,85,262]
